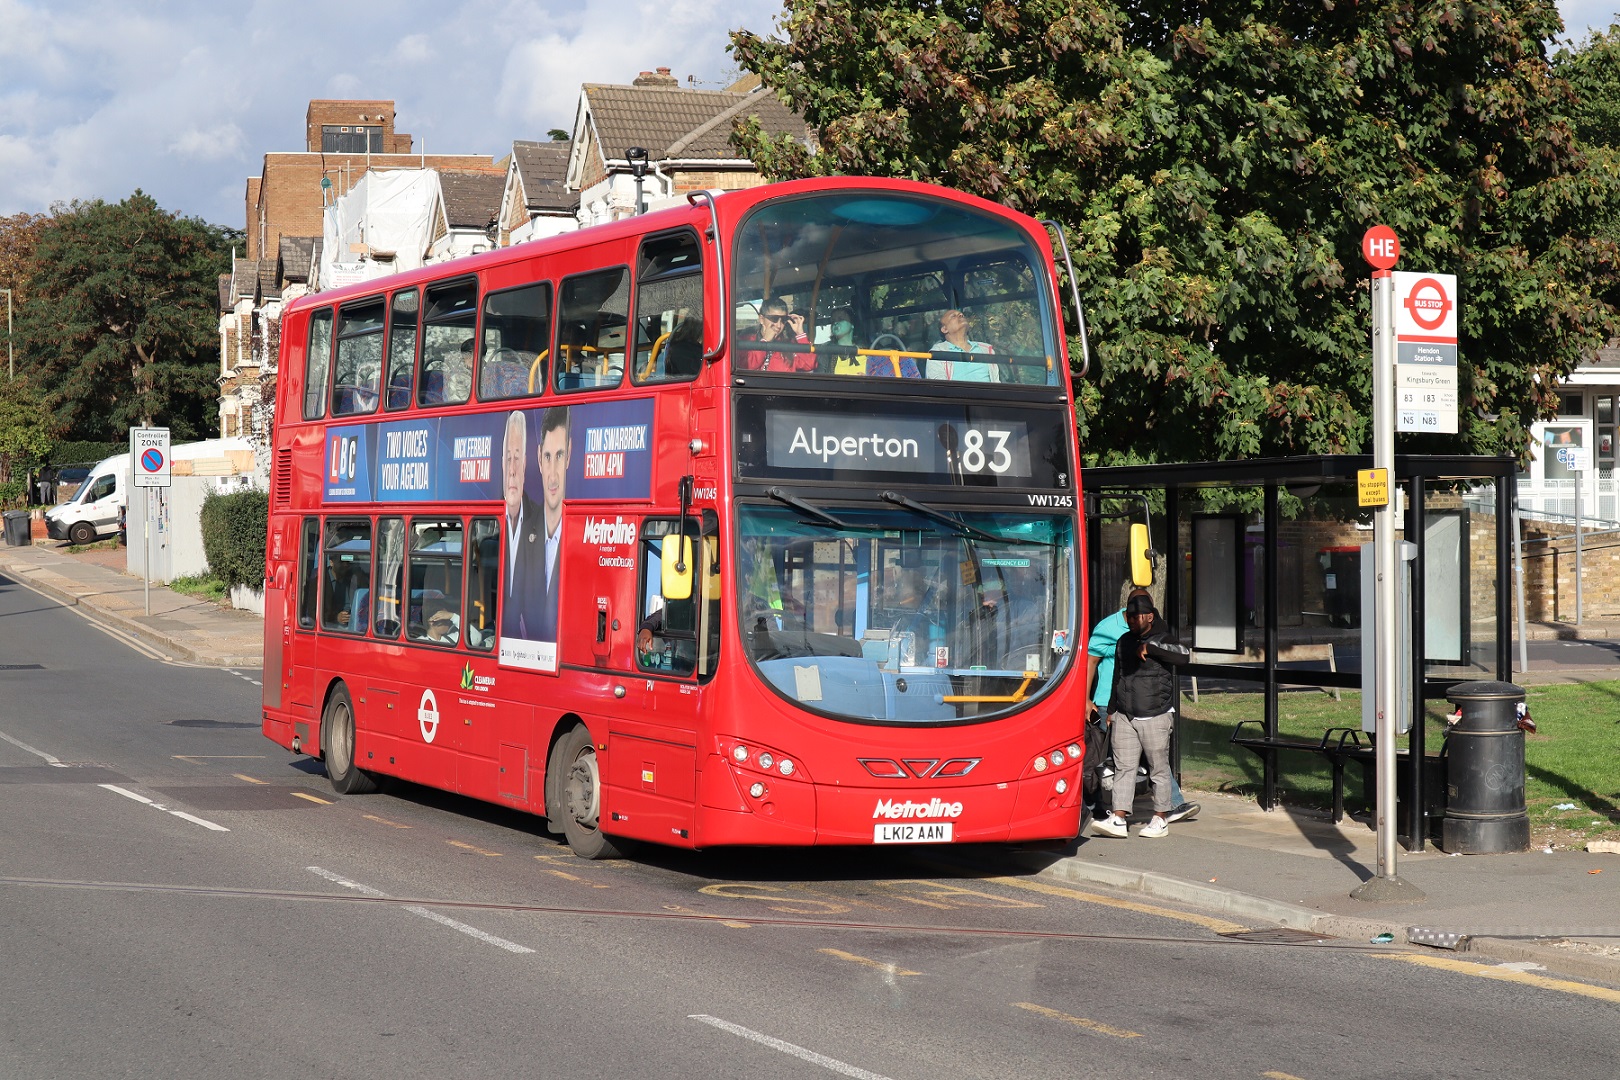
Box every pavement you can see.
[2,537,1619,986]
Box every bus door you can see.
[608,515,719,839]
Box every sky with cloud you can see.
[0,0,785,228]
[0,1,1616,230]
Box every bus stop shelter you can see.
[1084,454,1516,850]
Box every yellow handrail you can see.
[639,332,672,381]
[940,672,1039,704]
[527,349,550,393]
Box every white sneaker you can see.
[1092,815,1129,838]
[1138,817,1169,839]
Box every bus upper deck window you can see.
[478,283,551,401]
[633,232,704,385]
[386,290,419,411]
[303,309,334,420]
[332,297,385,416]
[419,279,477,407]
[555,268,629,393]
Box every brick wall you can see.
[1519,516,1620,620]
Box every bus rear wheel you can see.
[321,684,378,795]
[554,723,622,860]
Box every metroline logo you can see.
[872,798,964,820]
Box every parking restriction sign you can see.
[130,427,171,488]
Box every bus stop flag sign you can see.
[131,427,171,489]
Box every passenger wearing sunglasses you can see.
[741,299,814,372]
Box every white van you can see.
[44,438,254,546]
[45,453,128,545]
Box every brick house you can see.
[566,69,811,227]
[498,140,577,246]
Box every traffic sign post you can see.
[1354,228,1423,903]
[129,427,170,615]
[1557,446,1589,625]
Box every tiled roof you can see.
[440,171,506,229]
[218,273,232,314]
[583,85,809,162]
[512,140,575,213]
[278,236,317,284]
[230,258,263,305]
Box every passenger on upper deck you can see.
[824,307,866,375]
[927,309,999,383]
[741,299,814,372]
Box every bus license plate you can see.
[874,822,953,844]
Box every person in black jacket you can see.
[1093,592,1190,839]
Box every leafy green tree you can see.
[16,192,235,441]
[732,1,1620,465]
[0,377,54,493]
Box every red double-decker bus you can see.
[262,176,1090,857]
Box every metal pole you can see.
[1574,468,1583,627]
[144,487,152,617]
[1374,272,1399,879]
[1351,271,1422,901]
[1511,480,1528,676]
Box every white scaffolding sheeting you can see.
[319,170,438,291]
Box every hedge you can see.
[0,481,23,509]
[199,488,268,591]
[51,441,126,467]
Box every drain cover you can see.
[0,664,44,671]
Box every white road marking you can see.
[0,728,64,765]
[689,1015,895,1080]
[307,866,535,954]
[97,784,230,832]
[225,669,263,687]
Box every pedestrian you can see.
[1093,592,1190,839]
[1086,587,1200,826]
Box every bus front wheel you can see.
[321,684,379,795]
[555,723,622,860]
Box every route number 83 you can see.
[960,428,1013,474]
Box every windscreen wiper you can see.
[878,491,1050,546]
[766,488,878,531]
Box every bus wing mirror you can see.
[1129,524,1155,586]
[662,536,694,600]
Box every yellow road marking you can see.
[988,876,1250,935]
[1262,1071,1311,1079]
[362,813,412,828]
[875,879,1043,911]
[1014,1001,1141,1039]
[699,883,851,915]
[1375,952,1620,1004]
[232,774,267,785]
[291,792,332,805]
[665,903,750,929]
[447,840,502,856]
[819,948,920,977]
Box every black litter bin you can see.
[1443,681,1531,854]
[3,510,30,547]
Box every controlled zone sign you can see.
[1391,272,1459,434]
[130,427,171,489]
